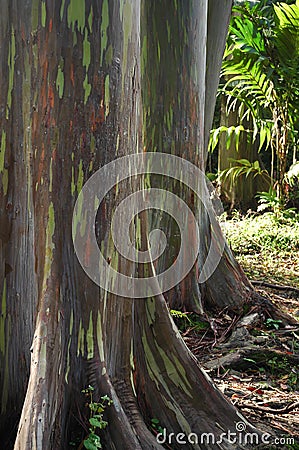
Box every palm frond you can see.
[273,0,299,68]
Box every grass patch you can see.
[222,212,299,285]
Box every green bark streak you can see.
[77,319,85,357]
[100,0,109,65]
[31,1,38,30]
[42,203,55,292]
[56,66,64,99]
[88,5,93,32]
[166,20,170,42]
[0,131,6,192]
[86,311,94,360]
[104,74,110,117]
[160,395,196,446]
[7,27,15,118]
[157,40,160,63]
[141,36,147,78]
[145,298,155,326]
[121,1,133,89]
[77,159,84,193]
[72,194,83,237]
[142,330,196,432]
[90,135,95,153]
[135,215,141,251]
[83,29,91,70]
[96,312,105,362]
[67,0,85,33]
[105,44,113,65]
[0,280,7,355]
[79,210,87,237]
[49,158,53,192]
[32,42,38,71]
[141,332,174,400]
[72,30,77,46]
[83,75,91,104]
[41,1,46,27]
[156,347,192,396]
[144,299,193,397]
[60,0,65,21]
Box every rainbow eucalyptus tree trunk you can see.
[142,0,252,313]
[0,1,259,449]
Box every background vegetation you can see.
[209,0,299,212]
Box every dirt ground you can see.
[183,286,299,448]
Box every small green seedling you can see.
[265,318,282,330]
[81,385,113,450]
[151,418,164,435]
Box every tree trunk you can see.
[141,0,253,314]
[0,1,261,449]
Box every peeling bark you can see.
[0,1,262,449]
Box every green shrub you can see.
[222,211,299,283]
[223,212,299,255]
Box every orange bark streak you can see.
[41,61,49,110]
[84,231,91,267]
[37,144,45,183]
[48,85,54,109]
[70,63,74,87]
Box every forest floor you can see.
[175,211,299,449]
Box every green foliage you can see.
[209,125,247,153]
[286,161,299,186]
[267,356,299,388]
[218,158,271,185]
[285,441,299,450]
[223,0,299,124]
[265,318,283,330]
[256,186,283,214]
[150,418,164,435]
[257,186,298,217]
[240,352,299,390]
[224,211,299,254]
[223,211,299,284]
[206,172,218,182]
[81,386,113,450]
[211,0,299,199]
[274,0,299,74]
[170,310,209,332]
